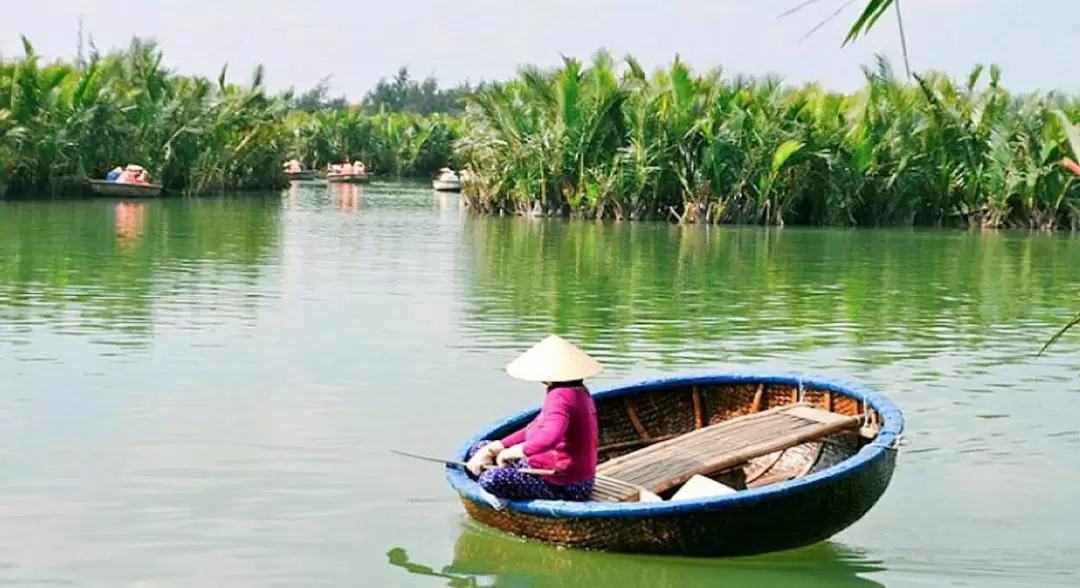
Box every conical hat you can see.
[505,334,602,382]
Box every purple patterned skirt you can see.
[465,441,594,501]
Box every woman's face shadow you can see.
[386,521,887,588]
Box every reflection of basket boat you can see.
[446,372,903,557]
[326,172,369,184]
[387,524,886,587]
[88,179,163,198]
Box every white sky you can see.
[3,0,1076,99]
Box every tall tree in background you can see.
[361,66,474,116]
[287,68,477,116]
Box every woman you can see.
[465,334,601,501]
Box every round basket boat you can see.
[432,178,462,192]
[284,170,316,181]
[87,179,163,198]
[326,172,369,184]
[445,372,904,558]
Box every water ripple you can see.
[0,190,1079,585]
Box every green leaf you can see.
[1053,109,1080,161]
[843,0,895,46]
[771,139,805,174]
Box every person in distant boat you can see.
[340,161,354,175]
[118,164,147,184]
[106,166,123,182]
[464,334,601,501]
[353,160,365,174]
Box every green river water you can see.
[1,181,1078,587]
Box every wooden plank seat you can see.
[591,403,861,502]
[590,474,654,502]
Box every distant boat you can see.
[285,170,316,181]
[433,168,462,192]
[283,159,315,181]
[87,179,163,198]
[326,172,369,184]
[433,177,461,192]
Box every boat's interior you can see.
[589,380,882,502]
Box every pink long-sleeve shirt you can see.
[500,385,598,485]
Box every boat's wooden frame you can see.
[590,402,863,501]
[445,371,904,557]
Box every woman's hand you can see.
[466,441,503,476]
[496,443,526,467]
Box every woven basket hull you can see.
[458,444,895,556]
[88,179,163,198]
[445,371,903,557]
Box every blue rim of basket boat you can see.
[445,371,904,519]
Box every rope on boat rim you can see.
[870,432,905,450]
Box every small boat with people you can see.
[437,335,904,558]
[283,159,315,181]
[432,167,462,192]
[326,160,369,184]
[88,164,163,197]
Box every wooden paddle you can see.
[390,449,557,477]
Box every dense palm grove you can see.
[6,35,1080,230]
[0,37,465,196]
[455,51,1080,229]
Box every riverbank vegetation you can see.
[1,37,292,195]
[8,31,1080,232]
[0,36,466,197]
[455,51,1080,230]
[284,108,462,179]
